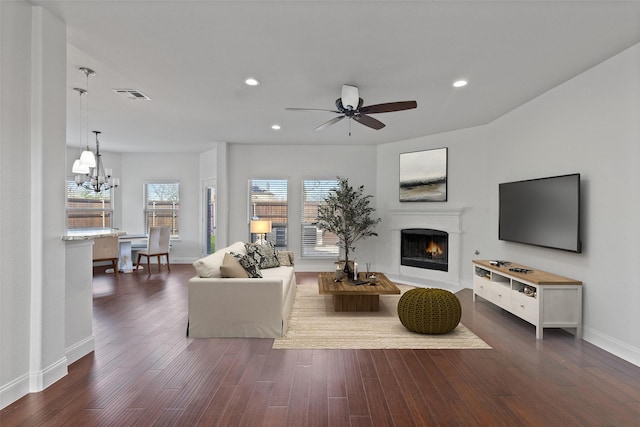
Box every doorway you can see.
[203,179,216,254]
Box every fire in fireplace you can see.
[401,228,448,272]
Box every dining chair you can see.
[92,235,119,276]
[136,226,171,273]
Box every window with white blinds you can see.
[249,179,288,248]
[66,180,113,230]
[301,179,339,258]
[144,182,180,237]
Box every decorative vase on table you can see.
[334,260,354,280]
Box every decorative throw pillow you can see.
[220,253,248,278]
[192,250,226,278]
[276,250,294,266]
[192,241,247,278]
[230,252,263,278]
[245,242,280,269]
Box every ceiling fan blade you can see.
[341,85,359,110]
[354,114,385,130]
[285,107,340,113]
[315,115,345,131]
[359,101,417,114]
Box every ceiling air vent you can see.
[112,89,151,100]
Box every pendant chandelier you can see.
[71,67,120,193]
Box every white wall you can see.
[1,2,69,408]
[375,43,640,365]
[227,144,379,272]
[1,0,33,407]
[487,42,640,364]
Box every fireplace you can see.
[401,228,448,272]
[388,209,462,286]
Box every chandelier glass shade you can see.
[71,67,119,193]
[71,158,90,174]
[79,149,96,168]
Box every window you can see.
[249,179,288,248]
[66,180,113,230]
[144,182,179,237]
[301,179,339,258]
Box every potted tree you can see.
[316,177,381,279]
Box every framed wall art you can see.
[399,147,448,202]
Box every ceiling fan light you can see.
[341,84,359,109]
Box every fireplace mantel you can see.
[386,208,464,288]
[388,208,464,233]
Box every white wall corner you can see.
[29,357,68,393]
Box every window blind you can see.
[66,180,112,230]
[301,179,339,258]
[144,182,180,237]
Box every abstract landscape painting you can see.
[399,148,448,202]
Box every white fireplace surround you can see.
[387,208,464,289]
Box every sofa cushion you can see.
[220,253,249,278]
[231,252,263,278]
[192,241,247,278]
[245,241,280,269]
[276,250,294,266]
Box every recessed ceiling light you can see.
[271,124,281,130]
[245,77,260,86]
[453,80,468,88]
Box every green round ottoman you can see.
[397,288,461,334]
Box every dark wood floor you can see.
[2,264,639,426]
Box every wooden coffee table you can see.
[318,272,401,312]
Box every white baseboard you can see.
[385,273,463,293]
[0,372,29,410]
[66,336,95,365]
[1,356,68,411]
[583,326,640,368]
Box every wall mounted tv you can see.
[499,173,582,253]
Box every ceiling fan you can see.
[286,84,417,134]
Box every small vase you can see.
[342,261,353,277]
[334,260,354,280]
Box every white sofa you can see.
[187,241,297,338]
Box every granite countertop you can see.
[62,229,126,241]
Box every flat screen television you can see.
[499,173,582,253]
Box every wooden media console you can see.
[472,260,582,339]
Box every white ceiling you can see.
[30,0,640,153]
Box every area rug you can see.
[273,284,491,350]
